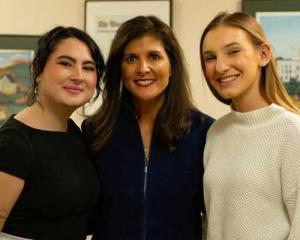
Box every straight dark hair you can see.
[89,15,198,153]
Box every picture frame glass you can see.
[257,12,300,99]
[243,0,300,102]
[0,35,39,126]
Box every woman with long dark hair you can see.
[83,15,214,240]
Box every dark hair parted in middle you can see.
[89,15,197,152]
[27,26,105,105]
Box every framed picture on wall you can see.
[0,35,39,126]
[83,0,172,115]
[242,0,300,101]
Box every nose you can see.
[136,59,150,75]
[71,65,84,81]
[215,57,230,74]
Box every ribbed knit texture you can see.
[204,104,300,240]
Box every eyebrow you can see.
[202,42,241,55]
[123,49,162,55]
[123,52,136,56]
[223,42,240,48]
[57,55,96,65]
[148,50,162,54]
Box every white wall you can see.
[0,0,241,124]
[173,0,241,118]
[0,0,84,34]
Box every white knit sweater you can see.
[203,104,300,240]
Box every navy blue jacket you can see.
[82,105,214,240]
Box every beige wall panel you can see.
[0,0,241,124]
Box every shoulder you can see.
[0,117,32,146]
[190,109,215,129]
[68,118,82,136]
[81,118,95,146]
[0,119,33,179]
[1,116,21,132]
[277,110,300,146]
[263,108,300,144]
[206,112,232,137]
[0,127,30,149]
[279,110,300,131]
[81,118,93,135]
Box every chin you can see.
[217,91,237,100]
[219,95,232,100]
[63,101,85,109]
[134,94,154,101]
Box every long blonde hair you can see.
[199,11,300,114]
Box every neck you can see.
[232,85,270,113]
[15,102,74,131]
[232,98,270,113]
[133,96,164,151]
[133,96,164,123]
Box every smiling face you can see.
[37,37,97,111]
[121,33,171,107]
[202,25,268,110]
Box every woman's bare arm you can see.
[0,171,24,231]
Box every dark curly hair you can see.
[27,26,105,105]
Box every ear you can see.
[36,73,43,84]
[258,43,271,67]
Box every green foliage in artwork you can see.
[0,62,31,125]
[284,79,300,99]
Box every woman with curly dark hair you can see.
[0,26,105,240]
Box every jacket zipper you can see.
[142,149,150,240]
[132,111,150,240]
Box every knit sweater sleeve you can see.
[280,121,300,239]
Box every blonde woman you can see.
[200,12,300,239]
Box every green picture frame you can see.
[0,35,40,125]
[0,35,40,51]
[242,0,300,16]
